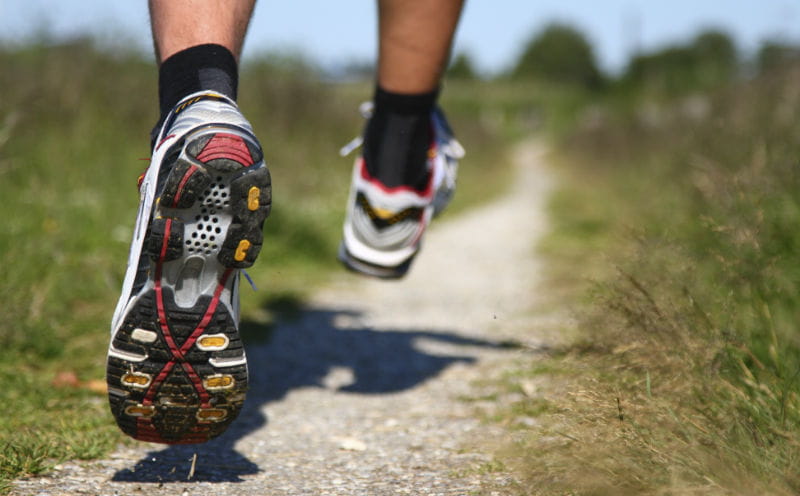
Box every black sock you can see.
[151,44,238,148]
[157,43,238,118]
[363,85,439,190]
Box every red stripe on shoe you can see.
[155,134,176,151]
[154,219,184,361]
[357,155,435,197]
[136,419,167,443]
[142,361,177,406]
[181,362,210,407]
[135,218,236,441]
[196,133,254,166]
[179,268,233,356]
[175,268,234,409]
[171,164,199,207]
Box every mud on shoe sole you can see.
[107,127,271,444]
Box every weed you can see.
[490,62,800,494]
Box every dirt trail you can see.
[14,141,555,496]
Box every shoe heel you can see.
[185,129,264,171]
[107,287,248,444]
[159,129,272,269]
[160,159,213,210]
[184,129,272,270]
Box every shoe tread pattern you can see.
[107,127,270,444]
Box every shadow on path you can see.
[112,303,518,483]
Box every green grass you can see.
[485,63,800,494]
[0,40,515,491]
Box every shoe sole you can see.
[107,127,270,444]
[337,242,414,279]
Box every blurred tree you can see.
[757,40,800,74]
[621,29,738,95]
[510,23,604,90]
[447,52,478,80]
[693,30,737,85]
[624,46,692,93]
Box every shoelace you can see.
[430,109,465,196]
[338,102,375,157]
[243,270,258,291]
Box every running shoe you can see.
[338,105,464,279]
[106,91,271,444]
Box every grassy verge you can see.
[0,40,513,490]
[484,64,800,493]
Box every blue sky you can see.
[0,1,798,74]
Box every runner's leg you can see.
[149,0,256,62]
[377,0,465,93]
[148,0,257,137]
[363,0,465,188]
[337,0,466,278]
[107,0,269,444]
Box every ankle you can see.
[158,44,239,118]
[363,85,439,190]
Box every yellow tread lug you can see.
[247,186,260,211]
[198,335,228,349]
[124,404,155,418]
[234,239,251,262]
[204,374,235,389]
[196,408,227,422]
[121,372,151,388]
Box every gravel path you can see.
[14,142,553,496]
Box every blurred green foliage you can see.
[509,22,604,91]
[757,40,800,74]
[620,29,738,96]
[447,52,478,80]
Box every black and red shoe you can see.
[107,91,271,444]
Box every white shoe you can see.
[338,106,464,279]
[106,91,271,444]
